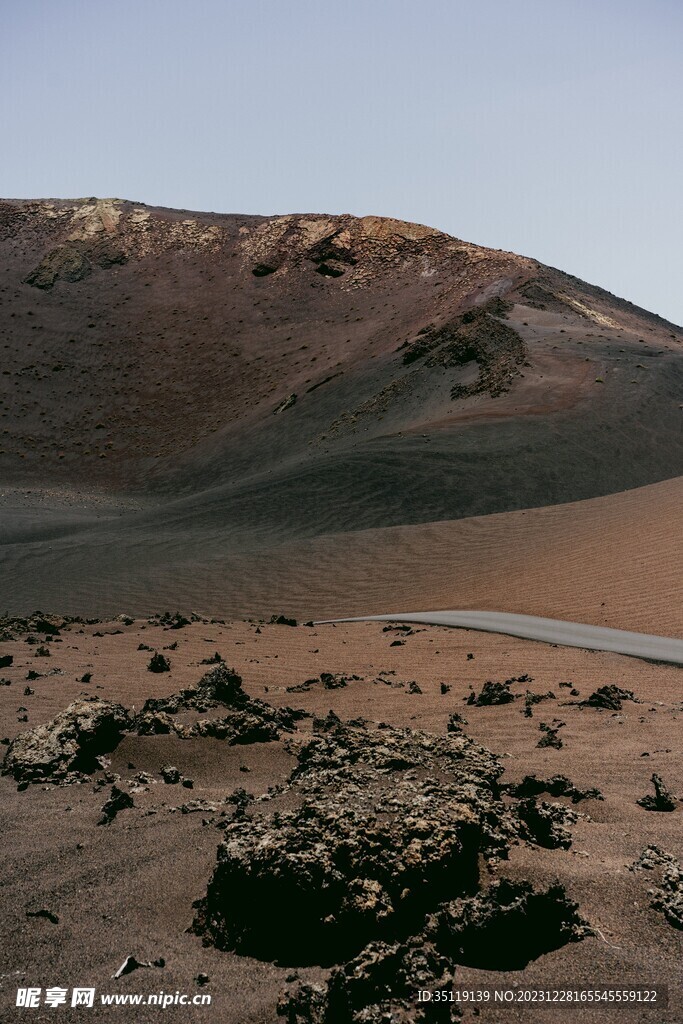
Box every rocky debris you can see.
[193,714,562,966]
[200,652,224,665]
[287,673,360,693]
[135,710,187,736]
[516,799,578,849]
[196,973,210,986]
[148,611,193,630]
[0,677,11,686]
[466,680,515,706]
[147,652,171,673]
[138,642,153,651]
[112,955,165,979]
[408,682,423,694]
[278,878,589,1022]
[522,690,555,717]
[2,698,131,783]
[400,300,526,401]
[439,683,451,695]
[630,847,683,930]
[270,614,298,626]
[503,774,602,804]
[80,672,92,683]
[278,938,453,1024]
[537,721,565,749]
[446,713,468,734]
[0,654,14,668]
[426,880,590,970]
[0,612,80,641]
[135,664,305,745]
[637,773,677,812]
[580,685,637,711]
[26,908,59,924]
[161,765,181,784]
[98,785,134,825]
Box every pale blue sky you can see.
[3,0,682,324]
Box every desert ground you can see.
[1,613,682,1022]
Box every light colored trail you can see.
[314,610,683,665]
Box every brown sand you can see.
[1,617,681,1022]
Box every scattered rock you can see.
[407,682,422,694]
[26,908,59,924]
[503,774,602,804]
[270,614,298,627]
[630,847,683,929]
[200,652,224,665]
[637,774,677,812]
[161,765,181,784]
[98,785,134,825]
[2,698,130,783]
[466,680,515,706]
[0,655,13,668]
[135,665,305,745]
[522,690,555,717]
[580,685,637,711]
[537,722,564,749]
[112,955,165,979]
[147,653,171,673]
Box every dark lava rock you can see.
[426,879,590,970]
[200,652,224,665]
[135,664,305,745]
[147,653,171,673]
[408,682,423,694]
[516,798,577,849]
[466,680,515,706]
[637,773,677,812]
[0,654,14,668]
[270,614,298,626]
[439,683,451,695]
[278,937,453,1024]
[580,685,637,711]
[503,774,602,804]
[537,722,564,749]
[98,785,134,824]
[193,715,518,965]
[522,690,555,717]
[446,713,468,733]
[2,698,130,783]
[135,710,186,736]
[161,765,181,784]
[630,847,683,930]
[26,908,59,924]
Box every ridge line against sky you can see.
[3,0,682,325]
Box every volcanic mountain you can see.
[0,198,681,620]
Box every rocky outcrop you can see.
[2,698,130,783]
[134,664,305,744]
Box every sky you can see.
[2,0,682,324]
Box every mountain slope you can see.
[0,198,681,614]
